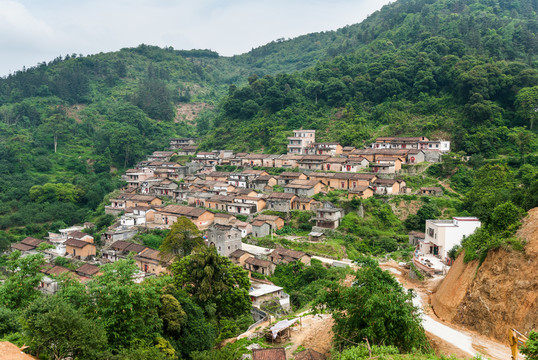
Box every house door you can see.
[433,245,439,256]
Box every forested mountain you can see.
[0,0,537,238]
[201,0,538,153]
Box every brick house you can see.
[266,192,297,212]
[65,239,96,259]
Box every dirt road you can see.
[380,261,514,360]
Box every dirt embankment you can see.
[431,208,538,343]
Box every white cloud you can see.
[0,0,54,51]
[0,0,392,76]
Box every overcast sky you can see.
[0,0,392,76]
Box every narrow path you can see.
[380,262,514,360]
[412,293,476,357]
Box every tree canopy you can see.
[315,257,430,353]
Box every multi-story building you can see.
[169,138,197,149]
[420,217,481,261]
[207,224,242,257]
[287,130,316,155]
[371,137,450,153]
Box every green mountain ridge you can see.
[201,0,538,152]
[0,0,537,236]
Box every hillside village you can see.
[1,0,537,357]
[7,131,460,300]
[6,123,536,360]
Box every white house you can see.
[249,279,290,311]
[420,217,481,261]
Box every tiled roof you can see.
[245,257,272,268]
[12,243,34,252]
[76,263,100,276]
[268,192,296,200]
[229,249,253,258]
[159,205,208,217]
[136,248,173,262]
[279,172,305,178]
[271,247,307,260]
[373,178,397,185]
[67,231,92,240]
[43,265,72,276]
[65,239,94,248]
[252,348,286,360]
[252,220,269,227]
[256,215,283,222]
[285,180,319,189]
[21,237,45,247]
[294,349,326,360]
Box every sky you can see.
[0,0,393,76]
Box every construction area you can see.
[232,207,538,359]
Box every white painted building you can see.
[287,130,316,155]
[420,217,481,261]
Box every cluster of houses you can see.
[6,131,454,313]
[186,131,450,175]
[97,131,451,275]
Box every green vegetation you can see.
[522,330,538,360]
[170,246,252,341]
[270,259,351,310]
[201,0,537,154]
[0,0,537,357]
[315,257,430,353]
[458,164,532,262]
[133,229,169,250]
[160,217,204,258]
[0,252,252,359]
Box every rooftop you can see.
[249,281,283,297]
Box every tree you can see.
[0,306,21,337]
[315,257,430,353]
[88,259,162,349]
[133,72,175,121]
[516,86,538,130]
[463,164,513,224]
[22,296,107,360]
[159,293,187,337]
[170,246,251,322]
[108,124,144,167]
[488,201,525,234]
[160,217,204,258]
[41,109,70,153]
[0,251,45,309]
